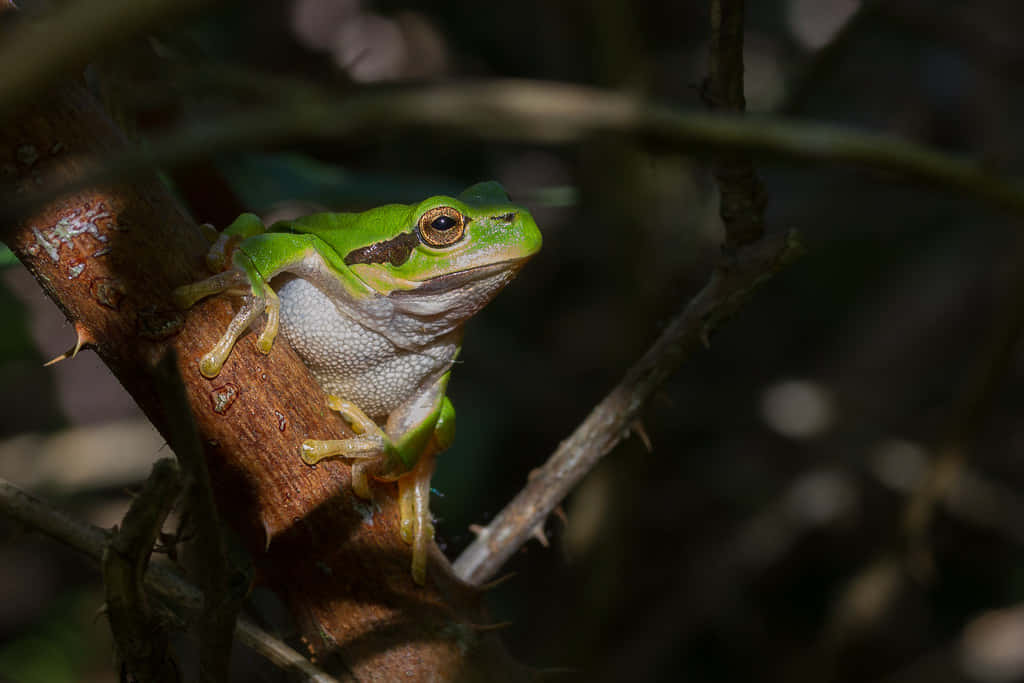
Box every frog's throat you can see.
[379,262,524,350]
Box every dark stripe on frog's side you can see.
[344,231,420,267]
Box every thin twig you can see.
[703,0,767,248]
[154,353,246,683]
[5,79,1024,223]
[103,458,183,683]
[453,230,804,584]
[234,620,341,683]
[0,477,338,683]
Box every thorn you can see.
[552,506,568,527]
[631,418,653,453]
[471,620,514,632]
[531,523,549,547]
[468,524,485,537]
[262,515,273,552]
[43,321,94,366]
[479,572,517,592]
[700,324,712,349]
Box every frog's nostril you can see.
[495,212,516,222]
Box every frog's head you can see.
[345,181,541,325]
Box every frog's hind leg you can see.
[301,395,388,499]
[398,451,437,585]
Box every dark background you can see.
[3,0,1024,681]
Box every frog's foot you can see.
[398,451,437,585]
[254,286,280,354]
[301,438,382,499]
[196,289,279,378]
[175,265,281,378]
[301,396,390,498]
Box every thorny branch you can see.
[453,230,803,584]
[454,0,782,588]
[1,78,517,679]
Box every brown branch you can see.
[453,230,803,585]
[103,458,183,683]
[703,0,766,249]
[0,476,339,683]
[0,82,525,680]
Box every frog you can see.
[173,181,541,585]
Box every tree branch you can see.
[0,82,524,680]
[453,230,803,584]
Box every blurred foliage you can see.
[0,586,113,683]
[5,0,1024,682]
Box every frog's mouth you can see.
[409,257,530,295]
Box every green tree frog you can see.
[174,181,541,584]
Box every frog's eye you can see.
[418,206,466,247]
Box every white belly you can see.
[276,277,456,419]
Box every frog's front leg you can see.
[173,251,281,378]
[174,227,323,378]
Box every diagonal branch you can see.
[453,230,803,585]
[454,0,790,589]
[0,81,524,681]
